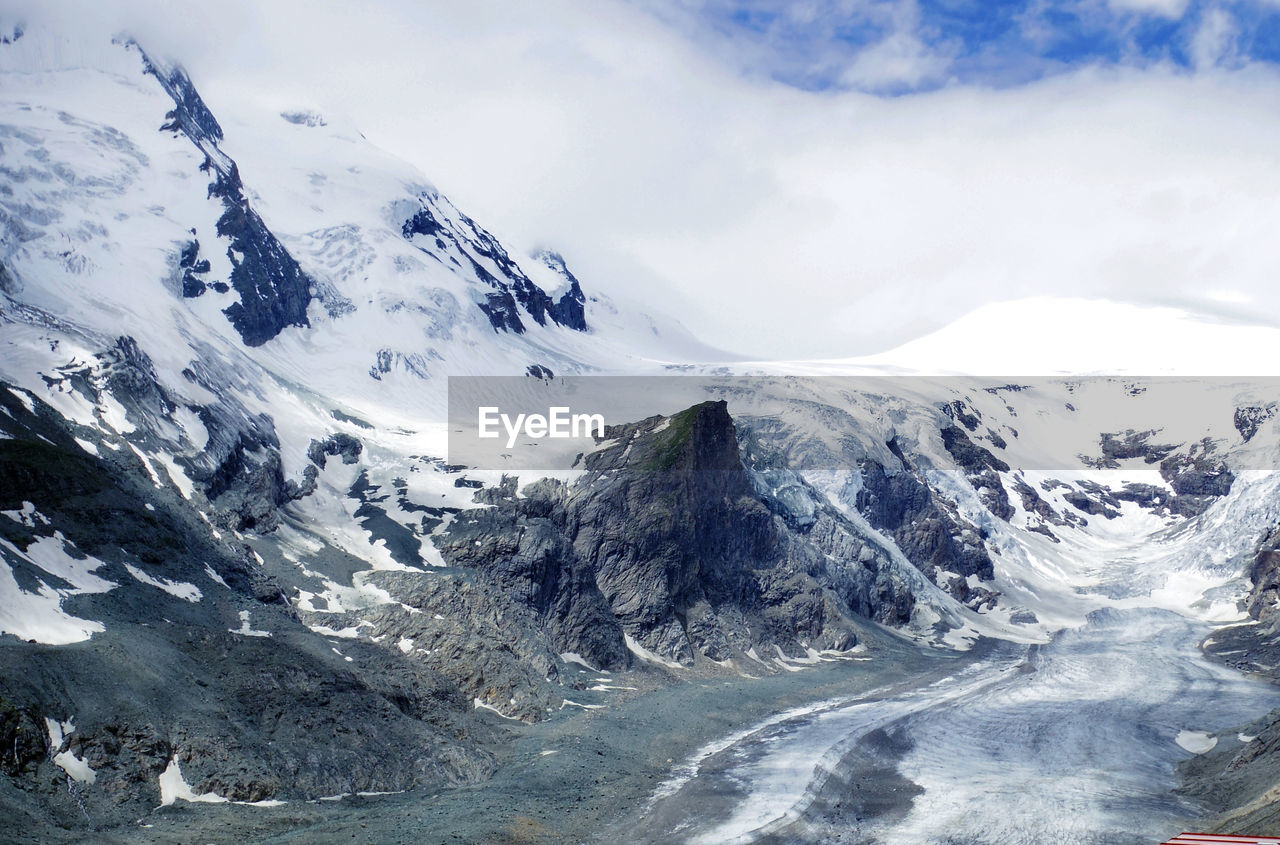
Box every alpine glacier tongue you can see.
[628,472,1280,844]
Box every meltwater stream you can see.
[634,607,1280,844]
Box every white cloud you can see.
[1190,6,1239,70]
[1105,0,1192,19]
[838,29,954,91]
[6,0,1280,361]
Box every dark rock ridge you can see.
[137,48,313,347]
[177,237,212,297]
[1159,438,1235,503]
[400,191,589,334]
[1246,524,1280,624]
[1056,478,1193,520]
[1010,476,1082,541]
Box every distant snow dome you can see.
[280,110,327,127]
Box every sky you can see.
[4,0,1280,360]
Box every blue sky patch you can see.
[639,0,1280,92]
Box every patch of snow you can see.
[204,565,230,589]
[229,610,272,638]
[624,633,685,670]
[1176,730,1218,754]
[98,394,135,434]
[158,758,228,806]
[44,716,74,751]
[559,652,598,671]
[308,621,369,639]
[53,749,96,784]
[561,699,605,710]
[0,536,113,644]
[152,451,195,499]
[1,502,43,527]
[124,563,201,602]
[473,698,521,720]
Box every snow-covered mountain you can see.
[5,22,1280,841]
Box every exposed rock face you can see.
[1246,525,1280,623]
[855,436,997,609]
[307,433,363,469]
[361,569,572,721]
[1075,430,1234,517]
[177,238,212,297]
[0,260,20,295]
[1082,429,1177,467]
[1010,476,1080,541]
[1061,481,1122,520]
[140,51,313,347]
[1159,439,1234,502]
[400,191,590,334]
[28,335,298,533]
[857,452,991,582]
[534,250,588,332]
[1234,404,1277,443]
[431,401,917,674]
[939,425,1015,522]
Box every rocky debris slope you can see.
[0,382,496,835]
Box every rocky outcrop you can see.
[307,433,363,469]
[856,446,996,596]
[1159,438,1234,512]
[1234,404,1277,443]
[939,425,1015,522]
[534,250,588,331]
[176,238,213,297]
[1245,525,1280,623]
[429,401,917,676]
[1075,430,1234,517]
[1081,429,1177,467]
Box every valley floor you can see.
[23,630,972,844]
[20,609,1280,845]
